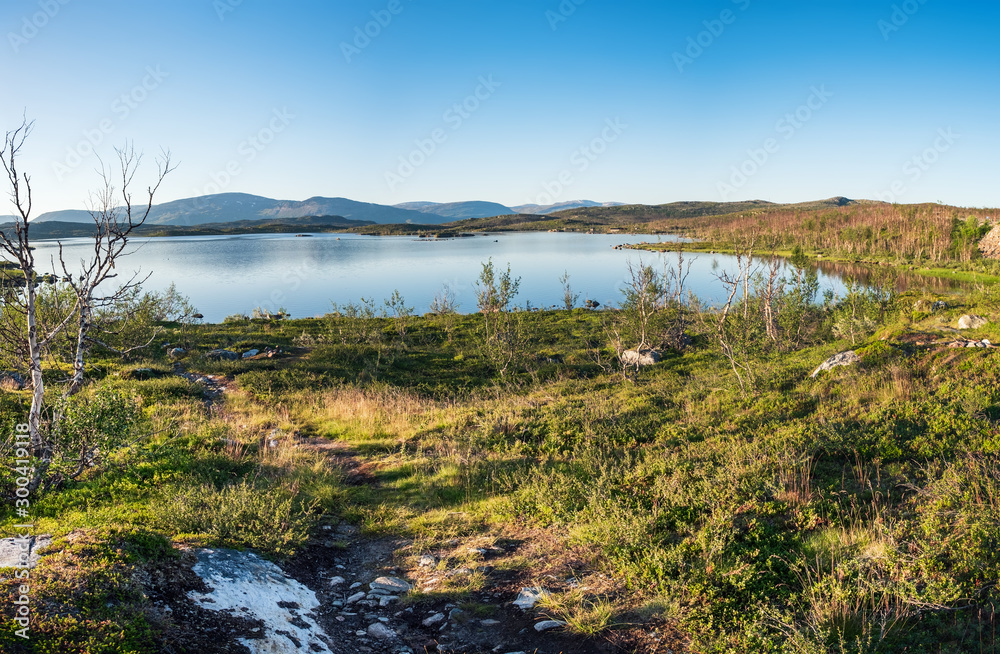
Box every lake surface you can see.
[31,232,850,323]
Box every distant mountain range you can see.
[509,200,626,215]
[24,193,628,227]
[393,201,516,220]
[31,194,452,226]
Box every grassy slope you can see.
[2,288,1000,651]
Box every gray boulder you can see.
[810,351,861,378]
[168,347,186,359]
[242,349,260,359]
[367,622,396,640]
[370,576,412,594]
[957,314,988,330]
[205,349,240,361]
[513,587,549,609]
[621,349,661,367]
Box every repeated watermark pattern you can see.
[213,0,244,21]
[187,107,295,216]
[52,66,170,182]
[341,0,413,63]
[717,85,833,200]
[545,0,586,31]
[673,0,751,73]
[878,0,929,41]
[875,128,958,203]
[527,117,627,208]
[8,0,71,54]
[384,75,501,192]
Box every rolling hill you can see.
[393,201,516,220]
[31,193,449,226]
[510,200,625,214]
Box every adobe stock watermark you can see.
[527,117,627,207]
[673,0,751,73]
[875,128,958,203]
[384,75,501,192]
[52,66,170,182]
[186,107,295,219]
[8,0,71,54]
[341,0,413,63]
[10,421,34,640]
[717,85,833,200]
[213,0,243,21]
[546,0,586,31]
[878,0,929,41]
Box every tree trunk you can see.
[66,299,91,396]
[25,276,50,493]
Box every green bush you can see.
[153,480,316,557]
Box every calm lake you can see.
[31,232,850,323]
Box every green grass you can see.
[1,282,1000,651]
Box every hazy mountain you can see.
[146,194,446,226]
[32,193,449,226]
[3,215,373,241]
[394,201,516,220]
[511,200,625,215]
[30,209,94,224]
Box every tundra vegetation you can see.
[1,135,1000,650]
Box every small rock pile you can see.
[946,338,995,349]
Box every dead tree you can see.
[712,234,760,393]
[58,144,173,396]
[0,119,78,480]
[0,119,172,492]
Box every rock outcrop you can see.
[205,349,240,361]
[979,225,1000,260]
[810,351,861,378]
[957,314,989,330]
[621,349,661,367]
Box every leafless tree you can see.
[0,119,78,475]
[711,234,760,393]
[0,118,172,491]
[58,144,173,396]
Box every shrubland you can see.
[1,242,1000,652]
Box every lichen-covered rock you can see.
[957,314,988,330]
[810,351,861,378]
[621,349,661,367]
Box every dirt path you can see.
[146,371,689,653]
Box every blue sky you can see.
[2,0,997,215]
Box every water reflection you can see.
[811,259,964,292]
[24,232,950,322]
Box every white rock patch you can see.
[188,548,331,654]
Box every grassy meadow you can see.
[1,213,1000,652]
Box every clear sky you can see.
[2,0,997,215]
